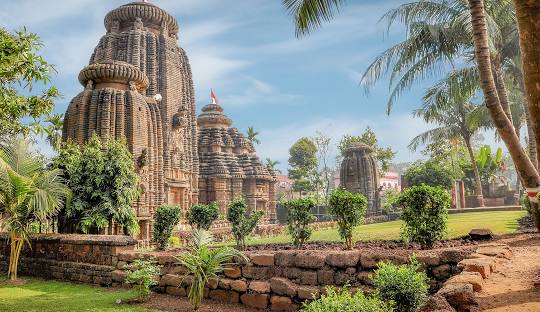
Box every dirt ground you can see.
[139,293,259,312]
[476,234,540,311]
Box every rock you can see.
[275,251,296,267]
[299,270,318,285]
[224,266,242,278]
[468,229,493,241]
[297,285,320,300]
[209,289,240,303]
[270,277,297,297]
[446,272,484,292]
[458,258,495,279]
[440,249,465,264]
[159,274,182,287]
[282,267,301,279]
[242,266,271,279]
[416,253,441,266]
[111,270,127,282]
[218,278,233,290]
[420,294,456,312]
[437,283,479,311]
[116,261,127,270]
[360,252,382,269]
[317,269,334,285]
[241,293,269,309]
[230,280,248,292]
[335,269,357,286]
[295,251,326,269]
[249,281,271,293]
[207,277,219,289]
[476,244,512,259]
[117,251,139,262]
[271,295,298,311]
[251,253,275,266]
[325,251,360,268]
[432,264,452,280]
[166,286,186,297]
[357,271,373,286]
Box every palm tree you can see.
[175,229,247,310]
[31,113,64,151]
[265,158,281,174]
[0,138,70,280]
[246,126,260,145]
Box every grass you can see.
[246,210,527,245]
[0,277,155,312]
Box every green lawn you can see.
[246,210,526,245]
[0,277,154,312]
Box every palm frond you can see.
[283,0,347,37]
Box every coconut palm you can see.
[31,113,64,151]
[175,229,247,310]
[265,158,281,174]
[0,138,70,280]
[246,126,260,145]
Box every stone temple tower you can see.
[340,143,381,215]
[62,1,198,239]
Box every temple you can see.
[198,98,277,222]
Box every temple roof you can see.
[78,61,149,90]
[198,102,232,129]
[104,1,179,34]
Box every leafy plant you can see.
[52,134,140,235]
[227,197,264,250]
[168,236,182,248]
[152,204,181,250]
[397,185,449,248]
[187,203,219,230]
[284,197,316,248]
[176,229,247,310]
[124,259,161,302]
[372,260,428,312]
[0,138,70,280]
[380,189,401,213]
[301,286,394,312]
[328,188,368,250]
[403,160,454,190]
[288,137,318,194]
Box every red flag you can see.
[210,89,219,105]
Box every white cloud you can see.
[218,77,299,108]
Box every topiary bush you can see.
[124,258,161,302]
[301,286,394,312]
[284,197,316,248]
[328,188,368,250]
[397,184,449,248]
[186,203,219,230]
[152,204,182,250]
[227,197,264,250]
[372,260,428,312]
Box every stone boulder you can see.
[446,272,484,292]
[437,283,480,312]
[420,294,457,312]
[468,229,493,241]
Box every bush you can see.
[397,185,449,248]
[403,160,454,190]
[372,260,428,312]
[284,197,316,248]
[124,259,161,302]
[187,203,219,230]
[152,204,181,250]
[381,189,401,213]
[227,197,264,250]
[168,236,181,248]
[328,188,368,249]
[301,286,394,312]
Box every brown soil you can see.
[476,233,540,311]
[138,293,259,312]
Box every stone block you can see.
[299,270,318,285]
[468,228,493,241]
[416,253,441,267]
[159,274,182,287]
[419,294,456,312]
[218,278,233,290]
[297,285,320,300]
[111,270,127,282]
[446,272,483,292]
[166,286,186,297]
[475,244,512,259]
[242,266,271,279]
[270,277,297,297]
[359,252,383,269]
[271,295,298,312]
[207,277,219,289]
[249,280,271,293]
[224,266,242,278]
[317,269,334,285]
[458,258,494,279]
[357,271,373,286]
[275,251,296,267]
[209,289,240,303]
[230,279,248,292]
[325,251,360,268]
[440,249,465,264]
[432,264,452,280]
[295,251,326,269]
[282,267,301,279]
[241,293,269,309]
[437,283,479,310]
[251,253,275,266]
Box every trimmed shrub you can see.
[301,286,394,312]
[397,184,449,248]
[372,260,428,312]
[328,188,368,249]
[187,203,219,230]
[227,197,264,250]
[284,197,316,248]
[152,204,182,250]
[124,259,161,302]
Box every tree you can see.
[288,137,318,195]
[186,203,219,230]
[152,204,182,250]
[0,138,70,280]
[265,158,281,174]
[338,127,396,175]
[328,188,368,250]
[284,197,316,248]
[313,130,333,203]
[0,27,60,137]
[227,197,264,250]
[246,126,260,144]
[52,135,140,235]
[403,161,454,190]
[31,113,64,152]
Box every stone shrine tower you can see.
[62,1,198,239]
[197,98,277,222]
[340,143,381,215]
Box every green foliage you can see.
[338,127,396,175]
[124,259,161,302]
[227,197,264,250]
[176,229,247,310]
[265,158,281,174]
[403,160,454,190]
[152,204,181,250]
[30,113,64,151]
[187,203,219,230]
[397,185,449,248]
[328,188,368,249]
[52,134,140,235]
[0,27,60,137]
[288,137,318,194]
[0,138,70,280]
[284,197,316,248]
[168,236,181,248]
[246,126,260,144]
[381,189,401,213]
[372,260,429,312]
[283,0,348,38]
[301,286,394,312]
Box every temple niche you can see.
[340,143,382,216]
[197,99,277,223]
[62,1,199,239]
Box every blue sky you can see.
[0,0,503,172]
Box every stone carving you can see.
[339,143,381,216]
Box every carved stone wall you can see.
[340,143,381,215]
